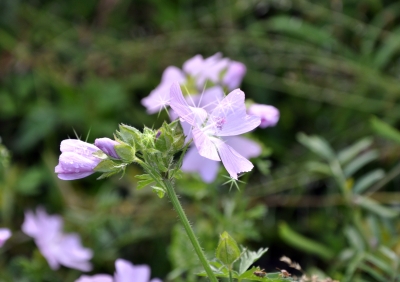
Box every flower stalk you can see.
[163,179,218,282]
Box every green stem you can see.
[164,179,219,282]
[229,269,233,282]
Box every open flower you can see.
[75,259,161,282]
[55,139,102,180]
[141,54,247,114]
[0,228,11,247]
[170,82,260,179]
[22,207,93,271]
[182,136,261,183]
[248,103,280,128]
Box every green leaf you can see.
[352,169,384,194]
[216,231,241,268]
[279,222,334,260]
[344,226,365,252]
[151,186,165,198]
[135,174,155,190]
[114,143,135,162]
[354,196,399,218]
[370,117,400,144]
[94,159,118,172]
[238,248,269,275]
[343,151,379,177]
[338,137,373,164]
[297,133,335,161]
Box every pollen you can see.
[215,116,226,131]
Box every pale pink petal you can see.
[212,139,254,179]
[182,146,219,183]
[115,259,150,282]
[22,208,92,272]
[57,234,93,271]
[94,138,120,159]
[75,274,113,282]
[160,66,186,84]
[248,104,280,128]
[225,136,261,159]
[207,89,260,136]
[55,152,101,180]
[223,61,246,90]
[182,55,204,76]
[192,127,220,161]
[60,139,99,158]
[196,86,225,113]
[169,82,207,127]
[141,66,186,114]
[141,84,171,114]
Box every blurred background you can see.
[0,0,399,281]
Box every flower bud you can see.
[55,139,102,180]
[94,138,121,159]
[216,231,241,268]
[248,103,280,128]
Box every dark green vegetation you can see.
[0,0,399,281]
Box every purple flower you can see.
[75,259,161,282]
[170,82,260,179]
[141,54,246,114]
[55,139,102,180]
[94,138,120,159]
[248,103,280,128]
[22,207,93,271]
[182,136,261,183]
[223,61,246,90]
[0,228,11,247]
[141,66,186,114]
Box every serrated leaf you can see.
[353,169,384,194]
[216,231,241,268]
[239,248,269,275]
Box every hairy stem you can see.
[164,179,218,282]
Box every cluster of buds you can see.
[55,121,185,196]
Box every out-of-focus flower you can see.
[55,139,102,180]
[75,259,161,282]
[94,138,120,159]
[0,228,11,247]
[141,66,186,114]
[170,82,260,179]
[22,207,93,271]
[248,103,280,128]
[223,61,246,90]
[141,54,246,114]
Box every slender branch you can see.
[163,179,218,282]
